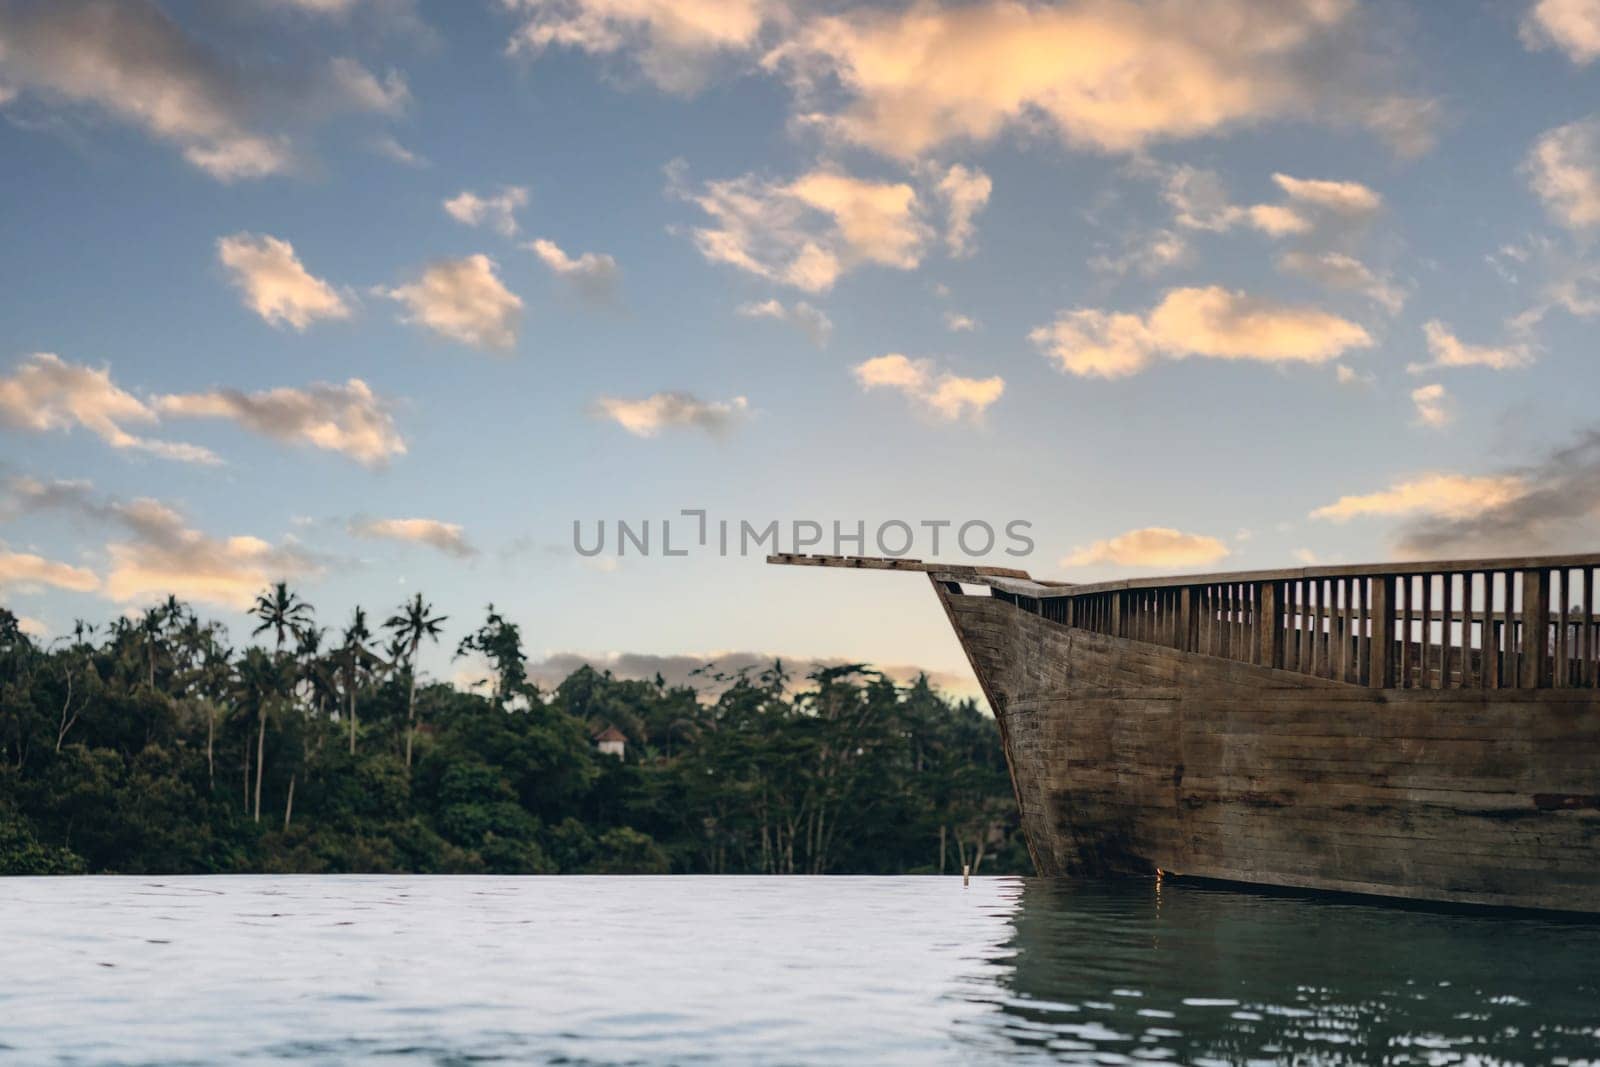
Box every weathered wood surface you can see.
[937,587,1600,913]
[767,553,1035,580]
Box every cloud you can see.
[852,354,1003,422]
[1162,165,1379,242]
[944,311,978,332]
[264,0,365,13]
[1522,0,1600,64]
[0,547,99,593]
[1060,526,1230,569]
[1310,473,1527,522]
[0,1,411,180]
[444,186,529,237]
[6,477,320,610]
[764,0,1427,159]
[385,255,523,349]
[155,378,406,466]
[935,163,992,256]
[1278,251,1405,313]
[1526,117,1600,229]
[1089,229,1190,277]
[0,353,217,464]
[104,504,318,610]
[1309,430,1600,556]
[1162,165,1308,235]
[1335,363,1374,387]
[522,648,981,701]
[677,164,932,292]
[1494,234,1600,331]
[216,233,351,330]
[503,0,773,93]
[0,0,291,179]
[736,299,833,346]
[528,237,620,302]
[1372,429,1600,555]
[594,392,750,437]
[349,516,475,558]
[370,133,427,167]
[1407,321,1533,374]
[328,55,409,116]
[1410,382,1451,428]
[1270,172,1382,215]
[1030,286,1373,379]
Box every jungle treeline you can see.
[0,586,1027,877]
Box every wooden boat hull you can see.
[938,587,1600,913]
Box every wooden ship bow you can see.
[768,552,1600,913]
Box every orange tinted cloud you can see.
[1031,286,1373,379]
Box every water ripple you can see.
[0,875,1597,1064]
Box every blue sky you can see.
[4,0,1600,695]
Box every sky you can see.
[4,0,1600,698]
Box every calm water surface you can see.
[2,875,1598,1065]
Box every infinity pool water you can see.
[3,875,1597,1064]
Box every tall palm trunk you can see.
[403,645,418,769]
[347,681,357,755]
[255,634,283,823]
[254,702,267,822]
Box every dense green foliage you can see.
[0,594,1026,877]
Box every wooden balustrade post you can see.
[1178,587,1196,652]
[1258,581,1283,669]
[1369,575,1395,688]
[1521,569,1550,688]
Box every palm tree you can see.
[247,582,312,822]
[384,593,446,770]
[337,607,376,754]
[232,649,285,822]
[134,605,168,690]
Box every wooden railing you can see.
[994,556,1600,690]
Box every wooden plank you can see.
[1369,575,1394,689]
[768,552,1033,579]
[1355,577,1369,685]
[1292,579,1305,673]
[1485,573,1499,689]
[1522,569,1550,688]
[1331,578,1346,682]
[1421,573,1434,689]
[1042,550,1600,597]
[1589,567,1597,688]
[1497,572,1510,687]
[1180,586,1196,653]
[1260,581,1280,669]
[1441,572,1455,689]
[1401,575,1415,688]
[1310,580,1325,678]
[1558,568,1571,688]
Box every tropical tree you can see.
[247,582,312,822]
[454,604,530,708]
[132,605,168,691]
[336,607,378,754]
[384,593,446,770]
[232,648,283,822]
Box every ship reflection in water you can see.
[2,875,1597,1064]
[977,877,1600,1064]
